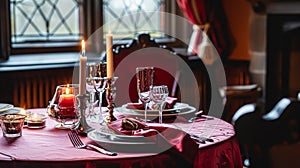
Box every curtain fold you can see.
[177,0,234,59]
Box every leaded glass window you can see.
[10,0,83,45]
[103,0,165,39]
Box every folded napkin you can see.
[107,117,198,165]
[165,97,178,109]
[125,103,144,110]
[126,97,178,110]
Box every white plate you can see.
[129,103,189,113]
[97,124,145,140]
[88,123,181,146]
[0,103,14,113]
[223,84,258,91]
[116,103,196,117]
[88,126,154,145]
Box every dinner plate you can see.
[0,103,14,113]
[0,107,23,115]
[116,103,196,117]
[128,103,189,113]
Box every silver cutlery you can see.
[189,134,214,144]
[68,130,117,156]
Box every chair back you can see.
[106,33,182,104]
[232,98,300,168]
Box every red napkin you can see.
[125,103,144,110]
[107,117,198,164]
[165,97,177,109]
[126,97,178,110]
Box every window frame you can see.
[0,0,184,61]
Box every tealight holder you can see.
[26,113,47,129]
[105,77,118,122]
[0,114,26,138]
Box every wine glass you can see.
[150,85,169,124]
[93,76,107,123]
[86,62,107,123]
[86,62,98,104]
[136,67,154,122]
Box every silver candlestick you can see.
[105,77,118,122]
[74,94,94,135]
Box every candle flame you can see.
[66,87,70,94]
[19,108,26,115]
[81,40,86,56]
[33,113,38,118]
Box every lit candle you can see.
[26,112,46,129]
[79,40,87,94]
[58,86,75,108]
[58,85,76,118]
[106,32,114,78]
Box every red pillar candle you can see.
[58,87,75,107]
[58,86,76,118]
[58,94,75,107]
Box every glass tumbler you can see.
[0,114,26,138]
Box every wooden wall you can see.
[223,0,252,60]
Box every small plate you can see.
[0,103,14,113]
[97,124,145,140]
[88,125,154,145]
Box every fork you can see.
[68,130,117,156]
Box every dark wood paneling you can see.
[0,67,74,109]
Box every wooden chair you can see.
[232,97,300,168]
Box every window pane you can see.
[103,0,165,39]
[10,0,83,44]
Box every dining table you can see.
[0,107,243,168]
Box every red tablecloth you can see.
[0,108,242,168]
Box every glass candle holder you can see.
[0,114,26,138]
[47,84,79,129]
[26,113,47,129]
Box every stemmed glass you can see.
[150,85,169,124]
[86,62,107,123]
[93,77,107,123]
[136,67,154,122]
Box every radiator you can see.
[13,70,73,109]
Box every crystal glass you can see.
[86,62,107,123]
[47,84,79,129]
[150,85,169,124]
[136,67,154,122]
[0,114,26,138]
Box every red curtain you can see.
[177,0,234,59]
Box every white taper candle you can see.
[106,32,114,78]
[79,40,87,95]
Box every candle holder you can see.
[26,113,47,129]
[47,84,79,129]
[105,77,118,122]
[73,94,94,135]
